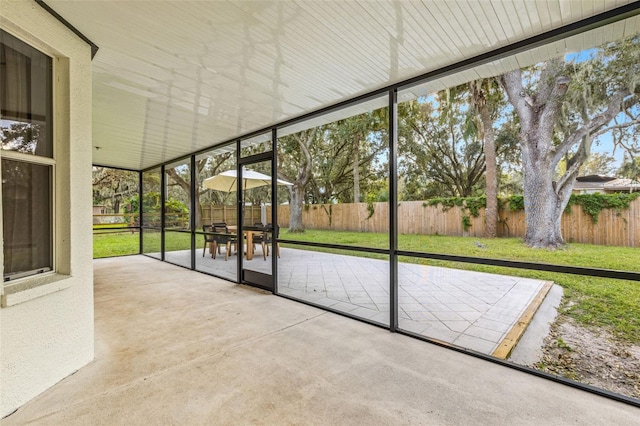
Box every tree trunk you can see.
[284,131,315,233]
[353,140,360,203]
[288,185,305,232]
[518,117,569,248]
[483,129,498,238]
[165,168,202,229]
[353,135,360,202]
[521,154,565,248]
[501,65,571,248]
[193,187,202,228]
[470,80,498,238]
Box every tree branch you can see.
[539,63,571,148]
[295,129,314,186]
[501,69,532,132]
[556,135,590,193]
[533,59,560,108]
[591,119,640,138]
[166,168,190,194]
[552,88,631,168]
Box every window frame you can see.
[1,28,57,287]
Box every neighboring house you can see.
[93,205,108,224]
[572,175,640,194]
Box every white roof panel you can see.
[37,0,638,169]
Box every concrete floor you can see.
[4,256,637,425]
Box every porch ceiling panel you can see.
[42,0,635,170]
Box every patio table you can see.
[226,225,264,260]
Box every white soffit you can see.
[400,13,640,102]
[41,0,637,170]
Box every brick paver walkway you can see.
[163,247,547,355]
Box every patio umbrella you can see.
[203,169,292,192]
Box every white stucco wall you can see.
[0,1,94,417]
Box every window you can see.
[1,30,53,282]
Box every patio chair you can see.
[202,223,234,256]
[202,225,215,257]
[251,222,267,260]
[211,224,237,261]
[252,223,280,261]
[212,222,229,254]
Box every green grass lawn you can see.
[94,229,640,343]
[281,229,640,272]
[93,231,141,258]
[93,230,191,258]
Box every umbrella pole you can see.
[243,176,248,225]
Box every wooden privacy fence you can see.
[201,205,263,227]
[275,198,640,247]
[93,213,139,226]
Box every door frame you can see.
[237,151,276,291]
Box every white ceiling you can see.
[43,0,638,170]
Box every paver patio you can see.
[161,247,549,356]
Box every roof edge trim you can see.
[36,0,99,59]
